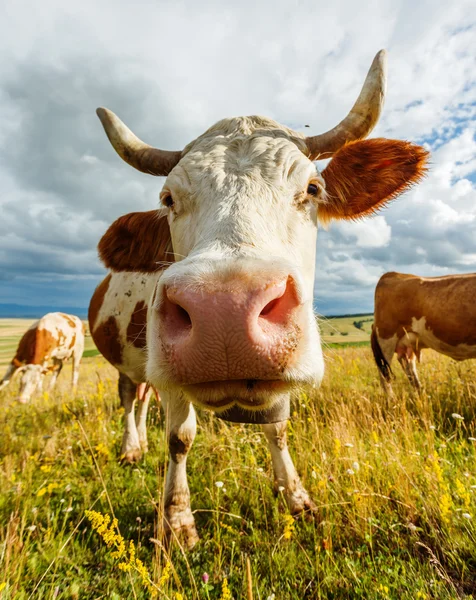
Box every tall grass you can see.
[0,350,475,599]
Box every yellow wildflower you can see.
[455,478,471,508]
[95,443,110,459]
[85,511,156,595]
[333,438,341,456]
[158,561,171,587]
[40,465,51,473]
[440,491,452,523]
[282,514,295,541]
[37,488,47,497]
[219,577,232,600]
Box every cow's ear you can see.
[98,209,173,272]
[319,139,429,223]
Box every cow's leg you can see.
[163,392,199,549]
[71,351,81,390]
[375,335,397,395]
[135,383,151,453]
[262,420,317,516]
[0,363,17,391]
[118,373,142,463]
[48,360,63,390]
[398,350,421,391]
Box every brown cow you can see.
[371,271,476,390]
[91,50,429,547]
[0,312,85,403]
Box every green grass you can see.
[0,348,475,599]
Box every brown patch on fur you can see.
[169,431,194,463]
[92,316,123,366]
[320,139,429,222]
[13,326,57,365]
[68,333,76,349]
[88,274,112,332]
[98,209,173,273]
[126,301,148,349]
[374,272,476,347]
[59,313,76,329]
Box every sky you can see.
[0,0,475,316]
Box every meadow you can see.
[0,318,475,599]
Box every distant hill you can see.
[0,304,88,319]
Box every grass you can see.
[0,345,475,599]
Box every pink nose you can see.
[159,277,302,384]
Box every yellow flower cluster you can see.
[219,577,232,600]
[85,510,157,596]
[37,482,61,497]
[282,514,295,541]
[455,478,471,508]
[440,492,452,524]
[220,521,236,534]
[94,443,110,459]
[333,438,341,456]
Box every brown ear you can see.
[98,209,173,272]
[319,138,429,222]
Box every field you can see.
[0,319,475,599]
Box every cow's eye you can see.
[307,183,319,196]
[162,194,174,208]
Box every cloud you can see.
[0,0,475,314]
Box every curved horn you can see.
[96,108,182,176]
[306,50,387,160]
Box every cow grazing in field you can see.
[371,272,476,390]
[0,312,85,403]
[90,50,428,547]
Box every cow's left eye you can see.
[162,194,174,208]
[307,183,319,196]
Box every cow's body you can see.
[88,272,159,461]
[90,50,429,547]
[0,312,85,403]
[371,272,476,389]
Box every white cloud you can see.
[334,217,392,249]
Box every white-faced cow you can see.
[371,271,476,391]
[90,50,428,547]
[0,312,85,403]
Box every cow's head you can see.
[15,364,44,403]
[97,51,428,413]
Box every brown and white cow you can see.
[371,271,476,390]
[0,312,85,403]
[90,50,428,547]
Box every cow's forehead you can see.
[171,115,313,193]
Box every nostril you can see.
[258,278,299,326]
[173,303,192,329]
[161,287,193,334]
[260,297,281,317]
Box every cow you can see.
[0,312,85,403]
[371,271,476,391]
[90,50,428,547]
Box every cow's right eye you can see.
[162,194,174,208]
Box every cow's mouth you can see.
[181,379,291,410]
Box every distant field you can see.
[318,313,373,345]
[0,319,98,368]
